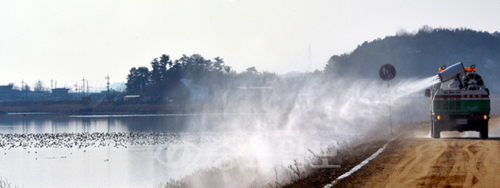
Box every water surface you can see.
[0,114,356,188]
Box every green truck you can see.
[425,62,490,139]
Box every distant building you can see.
[128,81,172,102]
[0,85,21,101]
[0,85,13,92]
[52,88,69,95]
[51,88,72,100]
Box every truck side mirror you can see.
[485,88,490,95]
[425,89,431,97]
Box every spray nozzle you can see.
[437,62,466,82]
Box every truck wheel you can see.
[432,122,440,139]
[480,124,488,139]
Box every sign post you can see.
[379,64,396,134]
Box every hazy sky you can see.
[1,0,499,91]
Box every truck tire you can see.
[432,121,441,139]
[480,124,488,139]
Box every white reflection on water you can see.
[0,114,196,134]
[0,146,180,188]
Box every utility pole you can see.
[21,80,26,101]
[105,74,110,102]
[55,81,58,100]
[86,80,89,96]
[81,77,86,97]
[50,79,54,100]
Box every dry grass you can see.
[157,128,391,188]
[158,160,271,188]
[0,177,19,188]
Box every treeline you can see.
[324,26,500,92]
[127,26,500,99]
[125,54,284,101]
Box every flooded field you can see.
[0,114,356,188]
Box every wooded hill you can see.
[324,26,500,93]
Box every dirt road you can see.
[335,116,500,187]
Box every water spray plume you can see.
[168,74,440,188]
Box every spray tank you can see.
[425,62,490,139]
[435,62,488,92]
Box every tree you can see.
[175,54,213,83]
[324,54,349,77]
[494,31,500,38]
[126,67,150,93]
[213,57,230,73]
[159,54,171,77]
[150,54,172,85]
[245,67,258,74]
[23,84,31,92]
[33,80,45,92]
[124,53,234,98]
[150,58,162,85]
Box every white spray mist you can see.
[164,75,440,188]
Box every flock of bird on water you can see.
[0,132,184,150]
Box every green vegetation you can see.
[324,26,500,92]
[127,26,500,101]
[126,54,283,102]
